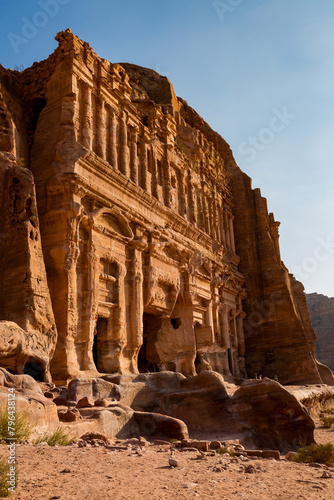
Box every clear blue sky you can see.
[1,0,333,297]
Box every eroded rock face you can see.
[0,153,57,381]
[63,371,314,451]
[0,30,332,386]
[306,293,334,373]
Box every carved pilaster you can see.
[96,98,106,159]
[219,304,230,349]
[178,170,186,217]
[140,130,149,191]
[81,83,92,150]
[187,172,196,225]
[224,210,231,249]
[229,212,236,252]
[110,110,118,169]
[119,111,129,177]
[129,125,139,185]
[163,143,172,208]
[150,145,159,199]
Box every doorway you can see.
[24,358,44,381]
[138,313,162,373]
[93,317,108,371]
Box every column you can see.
[81,84,92,150]
[150,146,159,199]
[96,98,106,160]
[224,210,231,249]
[163,144,172,208]
[178,171,186,217]
[229,213,236,252]
[140,131,149,191]
[219,304,230,349]
[202,191,210,235]
[119,111,129,177]
[110,110,118,169]
[129,126,139,185]
[187,172,197,225]
[128,233,147,373]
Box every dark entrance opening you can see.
[24,359,44,381]
[227,348,233,375]
[138,313,162,373]
[93,317,108,371]
[170,317,182,330]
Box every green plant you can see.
[321,416,334,428]
[0,409,32,443]
[34,426,74,447]
[0,457,16,497]
[16,157,25,167]
[216,446,235,457]
[294,443,334,466]
[170,438,178,444]
[322,408,334,415]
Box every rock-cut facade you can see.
[0,30,333,386]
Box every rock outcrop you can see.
[0,30,332,387]
[306,292,334,372]
[46,371,316,451]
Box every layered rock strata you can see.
[0,30,332,386]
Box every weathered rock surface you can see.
[0,368,58,438]
[0,152,57,381]
[68,371,315,451]
[306,293,334,372]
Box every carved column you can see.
[187,171,197,225]
[127,231,147,373]
[229,213,236,252]
[163,143,172,208]
[219,204,225,245]
[202,191,210,235]
[140,130,149,191]
[112,263,127,372]
[150,145,159,199]
[224,210,231,249]
[81,84,92,150]
[219,304,230,349]
[129,125,139,185]
[178,170,186,217]
[96,98,106,160]
[110,110,118,169]
[119,111,129,177]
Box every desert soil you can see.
[0,419,333,500]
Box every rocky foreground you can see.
[3,420,334,500]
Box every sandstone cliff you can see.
[0,30,332,386]
[306,293,334,372]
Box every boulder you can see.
[133,412,188,440]
[76,396,95,408]
[67,378,120,405]
[228,378,315,451]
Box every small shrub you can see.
[34,426,74,447]
[216,446,235,457]
[0,457,16,497]
[322,407,334,415]
[321,416,334,428]
[294,443,334,466]
[170,438,178,444]
[0,408,32,443]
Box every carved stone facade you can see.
[0,30,332,386]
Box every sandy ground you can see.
[0,420,333,500]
